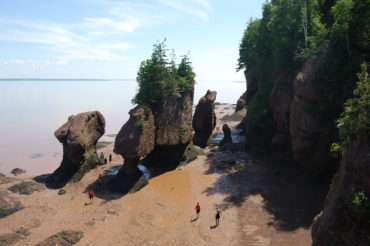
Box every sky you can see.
[0,0,266,81]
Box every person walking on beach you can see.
[215,208,221,226]
[109,154,112,163]
[88,190,95,204]
[195,202,201,219]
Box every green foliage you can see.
[348,191,370,223]
[330,142,342,158]
[296,72,304,83]
[330,142,341,152]
[132,40,195,106]
[182,120,192,135]
[135,115,147,130]
[337,63,370,145]
[237,0,369,138]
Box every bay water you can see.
[0,79,246,175]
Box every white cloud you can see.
[157,0,209,21]
[84,17,140,32]
[9,59,25,65]
[0,0,212,65]
[56,60,67,65]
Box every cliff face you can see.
[245,45,356,177]
[289,55,339,176]
[312,140,370,246]
[270,68,296,163]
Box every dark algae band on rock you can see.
[45,111,105,188]
[35,230,83,246]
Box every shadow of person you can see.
[210,225,218,229]
[190,218,198,223]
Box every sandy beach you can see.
[0,104,329,245]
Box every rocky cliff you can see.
[312,139,370,246]
[46,111,105,188]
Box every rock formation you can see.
[219,124,233,147]
[312,140,370,246]
[148,84,194,164]
[193,90,217,148]
[269,68,296,163]
[46,111,105,188]
[109,105,155,193]
[235,91,247,112]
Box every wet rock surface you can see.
[0,191,24,218]
[46,111,105,188]
[0,227,29,246]
[8,181,44,195]
[219,124,233,147]
[35,230,84,246]
[10,168,26,176]
[193,90,217,148]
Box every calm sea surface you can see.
[0,79,246,175]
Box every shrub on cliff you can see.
[132,41,195,106]
[337,62,370,146]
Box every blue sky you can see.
[0,0,265,80]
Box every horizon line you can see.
[0,78,246,83]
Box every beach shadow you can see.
[83,164,125,201]
[190,218,198,223]
[210,225,218,230]
[202,135,330,232]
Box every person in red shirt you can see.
[195,202,200,219]
[88,190,94,204]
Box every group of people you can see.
[195,202,222,226]
[100,152,113,164]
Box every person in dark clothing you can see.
[215,208,221,226]
[109,154,112,163]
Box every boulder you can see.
[312,140,370,246]
[109,105,155,193]
[219,124,233,147]
[46,111,105,188]
[193,90,217,148]
[235,91,247,112]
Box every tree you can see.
[132,41,195,106]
